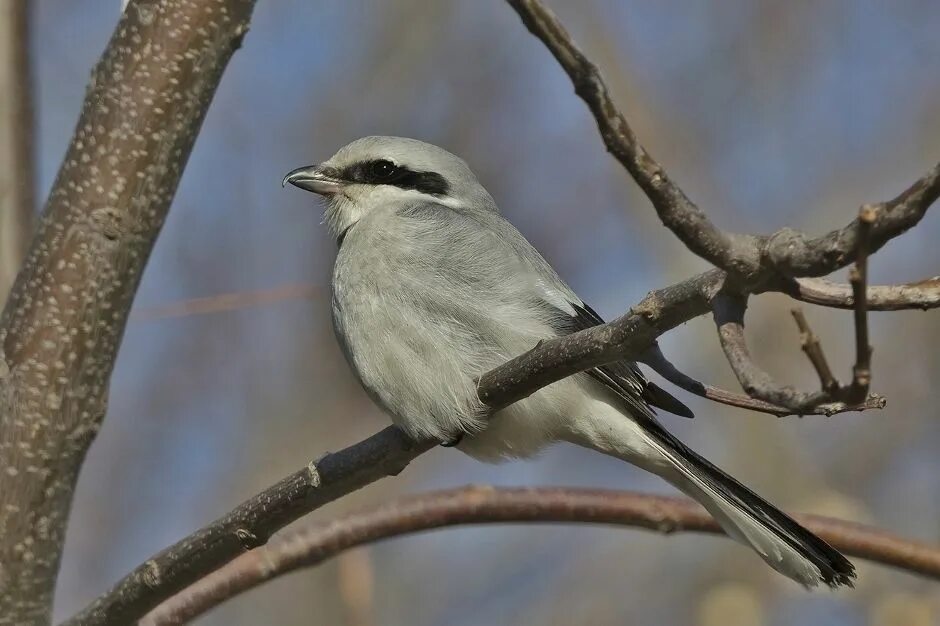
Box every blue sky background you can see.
[31,1,940,624]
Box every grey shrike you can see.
[283,136,855,588]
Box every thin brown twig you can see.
[712,294,885,415]
[847,205,876,403]
[642,345,803,417]
[789,308,840,394]
[141,486,940,625]
[779,276,940,311]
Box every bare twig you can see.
[780,276,940,311]
[506,0,940,285]
[712,294,884,415]
[141,486,940,625]
[846,206,876,403]
[0,1,258,622]
[0,0,34,306]
[715,293,835,412]
[641,345,792,416]
[789,308,840,394]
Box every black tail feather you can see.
[679,441,855,587]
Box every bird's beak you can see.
[282,164,344,196]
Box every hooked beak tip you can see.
[282,165,344,196]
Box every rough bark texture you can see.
[0,0,35,305]
[0,1,256,623]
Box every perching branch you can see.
[62,268,732,626]
[141,486,940,625]
[0,1,257,623]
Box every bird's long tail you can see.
[571,406,856,588]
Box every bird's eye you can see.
[369,160,400,181]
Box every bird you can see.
[283,136,856,588]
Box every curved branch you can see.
[712,293,884,414]
[141,486,940,625]
[505,0,762,278]
[506,0,940,284]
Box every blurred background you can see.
[23,0,940,624]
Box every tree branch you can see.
[506,0,940,286]
[0,1,257,622]
[846,206,875,403]
[712,293,884,415]
[765,164,940,278]
[789,308,840,395]
[641,345,793,416]
[140,486,940,625]
[781,276,940,311]
[505,0,763,279]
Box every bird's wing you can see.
[393,201,692,420]
[541,297,694,419]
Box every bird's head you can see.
[283,136,495,238]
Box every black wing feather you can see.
[547,300,693,419]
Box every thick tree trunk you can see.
[0,2,257,623]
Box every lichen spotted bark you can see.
[0,2,257,623]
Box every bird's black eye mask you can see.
[337,159,450,197]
